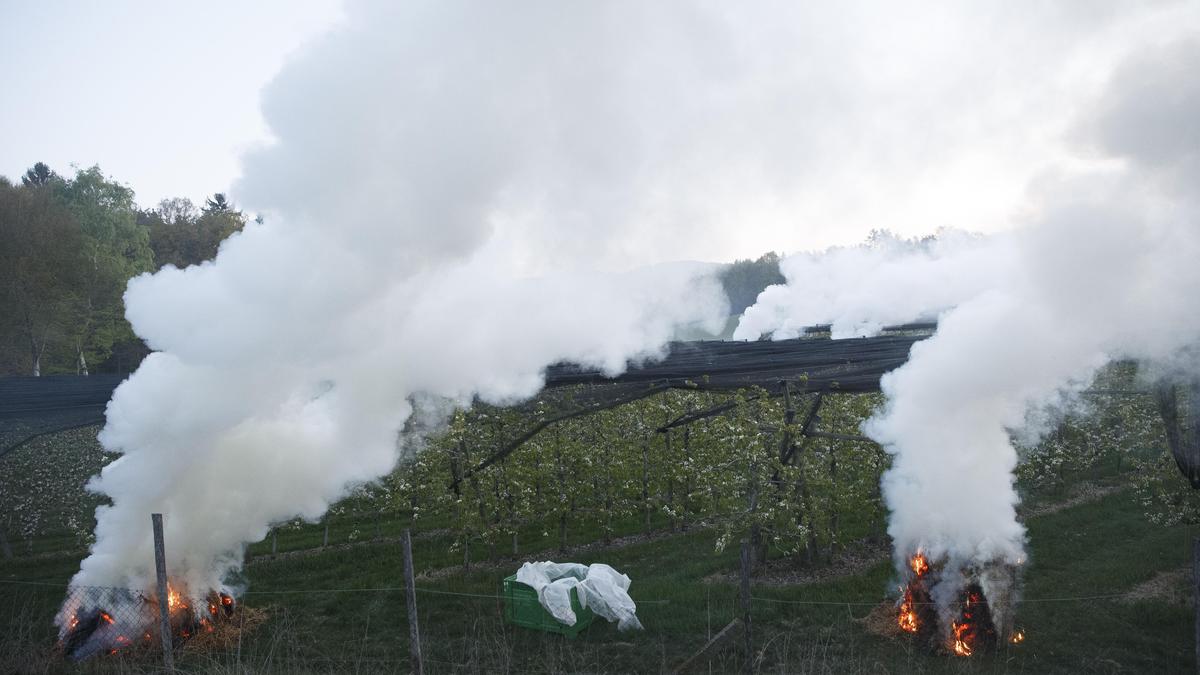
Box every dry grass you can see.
[1121,567,1192,606]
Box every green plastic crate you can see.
[503,574,595,638]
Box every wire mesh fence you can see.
[0,574,749,674]
[3,508,1197,673]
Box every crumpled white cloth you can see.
[515,561,643,631]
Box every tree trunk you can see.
[642,442,651,533]
[664,429,677,532]
[829,443,840,552]
[558,512,568,554]
[31,334,43,377]
[749,454,766,566]
[555,429,569,553]
[683,427,693,531]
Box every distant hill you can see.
[665,252,785,341]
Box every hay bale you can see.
[182,606,269,653]
[859,600,905,639]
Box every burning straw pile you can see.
[57,583,259,661]
[866,551,1024,656]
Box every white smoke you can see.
[68,1,754,600]
[63,0,1200,630]
[737,37,1200,589]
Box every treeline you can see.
[0,162,247,376]
[1,160,786,376]
[718,252,785,316]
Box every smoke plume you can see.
[737,37,1200,630]
[61,0,1199,643]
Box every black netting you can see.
[0,375,123,458]
[0,332,932,465]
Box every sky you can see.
[0,1,344,207]
[2,0,1197,266]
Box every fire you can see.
[60,581,242,661]
[889,559,1018,657]
[948,589,987,657]
[952,621,973,656]
[167,584,187,611]
[896,552,931,634]
[897,589,919,633]
[909,552,930,578]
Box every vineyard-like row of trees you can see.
[324,362,1180,567]
[3,365,1192,561]
[0,162,246,376]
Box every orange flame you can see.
[952,621,973,656]
[950,590,984,656]
[909,552,930,578]
[897,589,919,633]
[1010,629,1025,645]
[167,584,188,611]
[100,612,114,625]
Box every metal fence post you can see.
[151,513,174,671]
[403,529,424,675]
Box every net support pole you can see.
[403,528,424,675]
[740,539,752,668]
[151,513,175,671]
[1194,535,1199,674]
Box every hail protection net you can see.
[0,375,123,458]
[0,330,931,467]
[442,329,931,481]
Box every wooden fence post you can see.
[403,529,424,675]
[151,513,175,671]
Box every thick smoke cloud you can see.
[64,0,1199,621]
[69,1,757,598]
[737,39,1200,578]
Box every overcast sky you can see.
[2,1,1197,265]
[1,1,343,206]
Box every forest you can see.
[0,162,246,377]
[0,161,782,378]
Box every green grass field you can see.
[2,429,1197,673]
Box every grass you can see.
[3,486,1197,673]
[2,425,1196,672]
